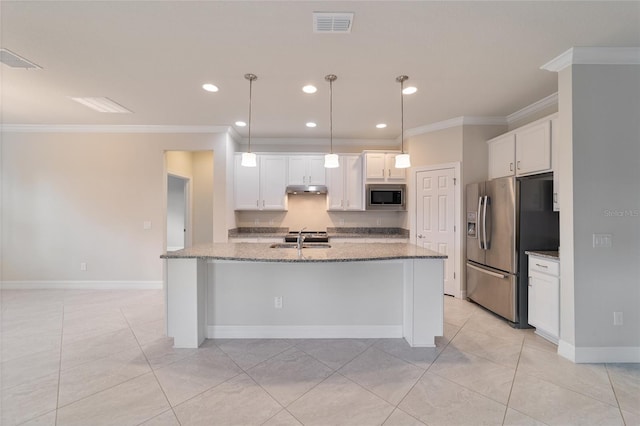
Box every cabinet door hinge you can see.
[453,177,457,185]
[454,225,456,232]
[454,272,456,279]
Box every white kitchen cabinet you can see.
[488,134,516,180]
[364,152,406,182]
[326,155,364,211]
[551,118,560,211]
[234,154,287,211]
[288,155,326,186]
[488,117,553,180]
[528,254,560,343]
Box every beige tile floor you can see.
[1,289,638,426]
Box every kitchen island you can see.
[161,243,446,348]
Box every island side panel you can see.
[404,258,444,347]
[166,258,207,348]
[207,260,404,338]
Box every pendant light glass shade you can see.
[241,152,257,167]
[324,153,339,168]
[324,74,340,169]
[395,153,411,168]
[242,73,258,167]
[395,75,411,169]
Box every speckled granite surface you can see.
[327,227,409,239]
[525,250,559,260]
[162,242,445,262]
[228,227,409,239]
[228,227,289,238]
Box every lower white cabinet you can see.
[528,254,560,343]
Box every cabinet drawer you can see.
[529,257,559,276]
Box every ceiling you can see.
[2,1,639,140]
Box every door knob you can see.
[418,234,424,238]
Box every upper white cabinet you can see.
[488,134,516,179]
[234,154,288,211]
[288,155,326,185]
[488,117,553,180]
[364,152,406,182]
[528,254,560,343]
[326,155,364,211]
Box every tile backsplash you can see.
[235,194,407,231]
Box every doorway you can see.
[167,174,190,251]
[415,164,460,297]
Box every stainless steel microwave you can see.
[366,184,406,210]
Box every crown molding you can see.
[0,124,233,134]
[245,137,396,147]
[541,47,640,72]
[404,116,507,138]
[507,92,558,125]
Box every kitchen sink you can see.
[270,243,331,249]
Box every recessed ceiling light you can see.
[70,97,132,113]
[376,123,387,129]
[202,83,219,92]
[402,86,417,95]
[302,85,317,94]
[306,122,317,128]
[235,121,246,127]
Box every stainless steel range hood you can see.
[286,185,328,195]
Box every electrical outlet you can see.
[593,234,612,248]
[254,218,260,225]
[274,296,283,309]
[143,221,152,230]
[376,218,382,226]
[613,312,623,326]
[339,218,345,226]
[80,262,87,271]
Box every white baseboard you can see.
[558,340,640,363]
[207,325,403,339]
[0,281,163,290]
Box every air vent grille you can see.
[313,12,354,33]
[0,48,41,69]
[70,97,132,113]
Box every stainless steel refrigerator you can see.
[465,174,559,328]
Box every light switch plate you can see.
[143,221,152,230]
[593,233,612,248]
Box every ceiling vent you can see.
[0,48,41,69]
[70,97,132,113]
[313,12,354,33]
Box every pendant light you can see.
[395,75,411,169]
[241,73,258,167]
[324,74,340,168]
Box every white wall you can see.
[561,64,640,359]
[1,131,233,286]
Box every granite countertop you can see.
[228,227,409,240]
[162,242,446,262]
[525,250,559,260]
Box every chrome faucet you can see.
[297,227,307,250]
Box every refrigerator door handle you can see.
[477,196,484,249]
[467,263,507,279]
[482,195,489,250]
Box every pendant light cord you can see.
[396,75,408,154]
[400,78,404,154]
[330,78,333,154]
[245,73,257,154]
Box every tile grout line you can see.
[384,315,465,425]
[120,305,183,426]
[604,363,627,425]
[500,333,526,425]
[53,291,68,426]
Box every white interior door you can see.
[416,168,457,296]
[167,175,189,251]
